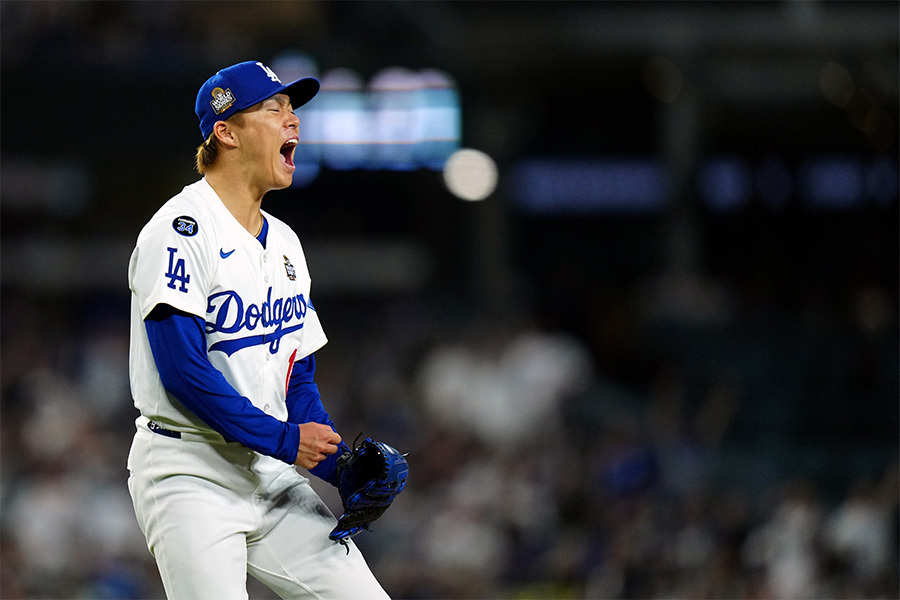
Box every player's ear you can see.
[212,120,239,148]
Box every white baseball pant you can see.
[127,424,390,599]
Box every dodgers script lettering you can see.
[205,287,309,356]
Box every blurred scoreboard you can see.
[271,54,461,186]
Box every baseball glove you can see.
[328,437,409,544]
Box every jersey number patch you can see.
[165,247,190,293]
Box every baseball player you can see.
[126,61,391,599]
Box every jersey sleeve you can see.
[145,305,301,464]
[297,295,328,360]
[129,212,216,321]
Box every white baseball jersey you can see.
[128,177,327,436]
[126,178,390,599]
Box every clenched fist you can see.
[295,423,342,469]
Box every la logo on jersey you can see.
[165,247,190,292]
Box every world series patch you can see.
[283,255,296,280]
[210,87,235,115]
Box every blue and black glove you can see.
[328,437,409,544]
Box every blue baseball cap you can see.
[195,60,320,140]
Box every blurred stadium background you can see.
[1,1,898,598]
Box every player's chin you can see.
[273,164,295,189]
[274,176,293,190]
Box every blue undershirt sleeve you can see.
[286,354,349,487]
[144,304,300,465]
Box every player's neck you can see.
[205,170,265,236]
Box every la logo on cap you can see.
[210,87,235,115]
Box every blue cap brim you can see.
[232,76,320,117]
[282,77,320,110]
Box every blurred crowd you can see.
[1,279,897,600]
[2,2,897,599]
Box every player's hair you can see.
[195,135,218,174]
[195,113,245,174]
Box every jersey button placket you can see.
[257,251,271,415]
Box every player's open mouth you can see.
[280,139,297,169]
